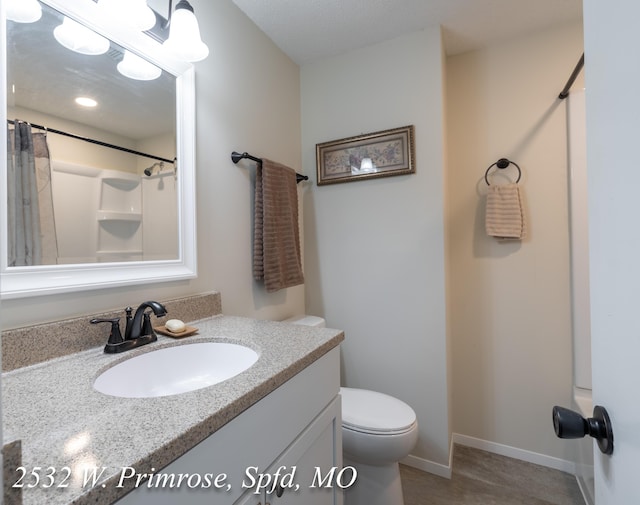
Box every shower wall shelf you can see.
[97,172,142,260]
[101,177,140,190]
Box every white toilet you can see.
[285,315,419,505]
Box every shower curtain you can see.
[7,121,58,265]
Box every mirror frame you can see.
[0,0,197,299]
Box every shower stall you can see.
[51,160,177,264]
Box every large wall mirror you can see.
[1,0,197,298]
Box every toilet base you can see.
[343,457,405,505]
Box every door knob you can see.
[552,405,614,455]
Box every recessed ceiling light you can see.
[75,97,98,108]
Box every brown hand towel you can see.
[253,159,304,292]
[485,183,527,240]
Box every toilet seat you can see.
[340,387,417,435]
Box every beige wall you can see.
[1,0,304,328]
[446,20,584,462]
[301,28,450,471]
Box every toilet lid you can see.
[340,387,417,435]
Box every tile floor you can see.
[401,445,584,505]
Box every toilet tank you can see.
[283,315,326,328]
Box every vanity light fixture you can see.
[163,0,209,62]
[75,96,98,107]
[6,0,42,23]
[117,50,162,81]
[98,0,156,32]
[53,16,110,55]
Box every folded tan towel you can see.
[485,183,527,240]
[253,159,304,292]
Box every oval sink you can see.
[93,342,259,398]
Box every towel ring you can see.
[484,158,521,185]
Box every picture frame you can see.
[315,125,415,185]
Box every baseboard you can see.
[401,451,452,479]
[452,433,577,474]
[401,433,577,482]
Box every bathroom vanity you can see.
[117,344,341,505]
[2,313,344,505]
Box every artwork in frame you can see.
[315,125,415,185]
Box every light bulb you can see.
[163,1,209,62]
[6,0,42,23]
[117,50,162,81]
[53,17,110,55]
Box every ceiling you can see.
[230,0,583,65]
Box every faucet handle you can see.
[141,312,155,337]
[90,318,123,346]
[124,307,133,340]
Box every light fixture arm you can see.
[162,0,173,30]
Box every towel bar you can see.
[231,151,309,184]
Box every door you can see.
[584,0,640,503]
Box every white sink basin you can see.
[93,342,259,398]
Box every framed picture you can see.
[315,125,415,185]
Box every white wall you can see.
[446,21,583,463]
[301,28,450,470]
[1,0,304,328]
[142,171,178,261]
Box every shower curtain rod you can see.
[231,151,309,184]
[558,53,585,100]
[7,119,174,164]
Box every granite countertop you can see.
[2,315,344,505]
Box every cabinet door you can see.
[268,397,342,505]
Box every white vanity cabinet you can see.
[116,347,342,505]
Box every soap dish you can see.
[154,325,198,338]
